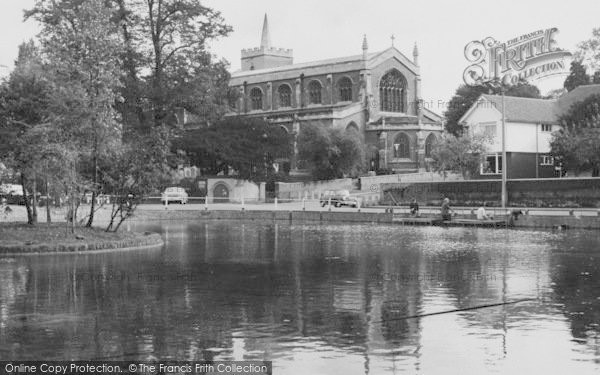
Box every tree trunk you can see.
[46,180,51,223]
[20,173,34,225]
[70,193,76,234]
[31,174,38,224]
[86,150,98,227]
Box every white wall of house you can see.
[463,104,559,154]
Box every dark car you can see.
[320,190,359,208]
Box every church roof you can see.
[230,47,417,85]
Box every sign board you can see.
[464,28,572,86]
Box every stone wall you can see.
[276,178,354,201]
[381,177,600,208]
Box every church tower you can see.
[241,14,293,71]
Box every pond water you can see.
[1,221,600,374]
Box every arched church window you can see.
[250,87,263,111]
[425,133,437,157]
[308,80,322,104]
[278,84,292,107]
[338,77,353,102]
[379,70,407,112]
[393,133,410,158]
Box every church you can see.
[227,15,443,174]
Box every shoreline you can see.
[0,223,164,256]
[133,209,600,230]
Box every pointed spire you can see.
[413,42,419,66]
[362,34,368,60]
[261,13,271,49]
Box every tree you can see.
[173,117,293,182]
[444,80,541,136]
[550,94,600,176]
[564,60,590,92]
[0,41,53,224]
[297,124,365,180]
[104,135,171,232]
[575,27,600,75]
[111,0,232,132]
[429,134,488,179]
[551,128,600,176]
[27,0,125,228]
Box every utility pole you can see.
[501,88,507,209]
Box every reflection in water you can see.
[0,222,599,374]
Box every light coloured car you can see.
[320,189,359,208]
[161,187,189,205]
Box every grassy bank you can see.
[0,223,163,254]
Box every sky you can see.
[2,0,600,113]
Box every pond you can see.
[1,221,599,374]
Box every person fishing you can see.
[409,198,420,217]
[441,197,453,221]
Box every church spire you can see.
[362,34,368,60]
[261,13,271,49]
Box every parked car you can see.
[320,189,359,208]
[161,187,188,205]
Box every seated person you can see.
[409,198,420,216]
[476,203,494,220]
[441,197,453,221]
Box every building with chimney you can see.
[227,15,443,173]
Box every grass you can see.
[0,222,136,246]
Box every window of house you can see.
[541,124,552,132]
[379,70,406,112]
[393,133,410,158]
[481,154,502,175]
[278,84,292,107]
[540,155,554,165]
[250,88,263,111]
[338,77,353,102]
[308,80,322,104]
[479,122,497,139]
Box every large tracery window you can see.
[338,77,353,102]
[379,70,407,112]
[308,80,322,104]
[278,84,292,107]
[393,133,410,159]
[250,87,263,111]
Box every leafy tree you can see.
[173,117,293,182]
[444,80,541,136]
[104,135,171,232]
[297,124,365,180]
[575,27,600,75]
[0,41,53,224]
[430,134,488,179]
[564,60,590,92]
[27,0,124,228]
[551,94,600,176]
[110,0,232,132]
[551,128,600,176]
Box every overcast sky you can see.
[2,0,600,112]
